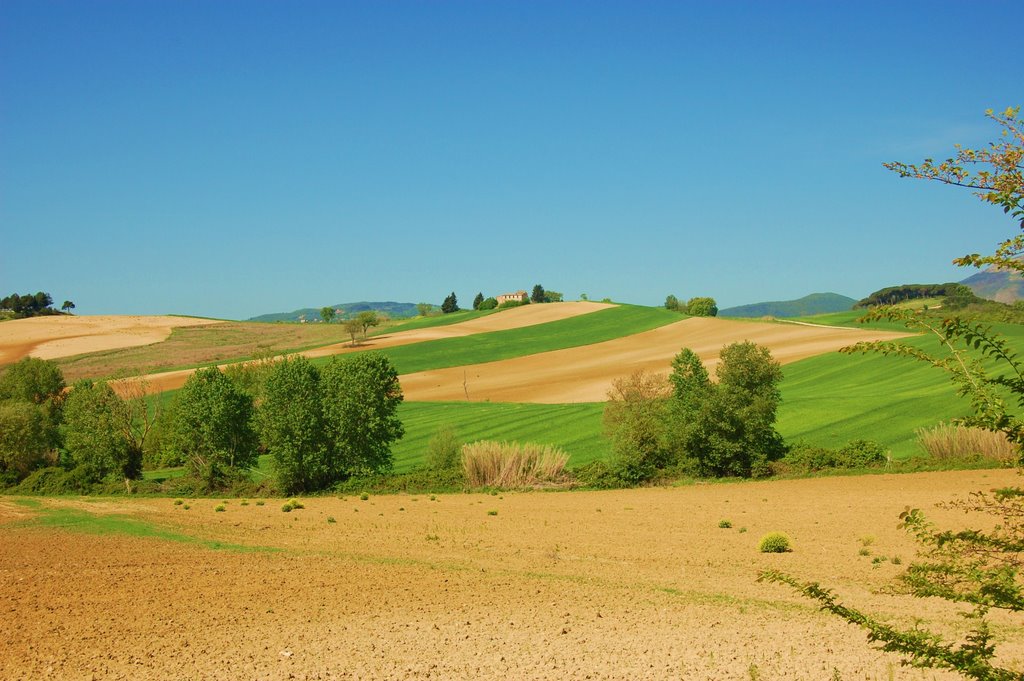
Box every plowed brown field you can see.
[0,315,223,364]
[401,316,912,403]
[3,470,1020,679]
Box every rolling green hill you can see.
[719,292,855,318]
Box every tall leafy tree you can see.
[169,367,258,484]
[356,310,380,338]
[531,284,546,304]
[685,296,718,317]
[0,401,54,479]
[0,357,66,406]
[258,357,333,493]
[472,292,484,310]
[320,353,404,477]
[62,380,141,482]
[320,306,336,323]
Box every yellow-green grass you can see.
[321,304,681,375]
[8,498,270,551]
[779,310,913,331]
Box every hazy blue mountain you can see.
[718,292,856,318]
[960,266,1024,304]
[249,301,421,323]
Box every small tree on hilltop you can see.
[664,294,680,311]
[416,302,433,317]
[320,306,336,323]
[441,292,459,314]
[531,284,546,304]
[61,300,75,314]
[472,292,484,310]
[685,296,718,317]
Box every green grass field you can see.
[318,304,681,375]
[390,401,609,472]
[777,322,1024,458]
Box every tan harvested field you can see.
[0,315,223,366]
[401,316,913,403]
[121,302,614,393]
[2,470,1020,679]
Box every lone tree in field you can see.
[441,292,459,314]
[343,317,362,346]
[664,294,680,311]
[320,306,336,323]
[61,300,75,313]
[764,106,1024,680]
[472,292,484,310]
[356,310,380,338]
[416,302,433,317]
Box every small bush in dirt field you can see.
[281,502,293,512]
[288,498,304,509]
[255,500,265,506]
[718,519,733,528]
[360,493,369,500]
[173,499,183,506]
[836,440,887,468]
[215,504,226,512]
[327,516,336,524]
[461,440,569,488]
[426,424,461,471]
[759,532,792,553]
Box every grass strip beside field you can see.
[8,499,273,552]
[336,304,681,375]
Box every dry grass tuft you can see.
[462,440,570,488]
[916,422,1018,466]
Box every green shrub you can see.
[281,503,293,512]
[215,504,226,512]
[759,532,792,553]
[288,498,304,509]
[426,424,461,471]
[360,493,369,500]
[487,510,498,516]
[327,516,336,524]
[836,440,887,468]
[718,519,733,528]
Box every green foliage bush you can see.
[777,440,888,474]
[496,299,524,310]
[426,424,461,471]
[685,296,718,317]
[478,297,498,310]
[62,380,140,483]
[0,400,57,480]
[759,532,792,553]
[718,519,733,529]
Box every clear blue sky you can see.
[2,1,1021,320]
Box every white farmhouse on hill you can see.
[496,290,528,305]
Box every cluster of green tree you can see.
[0,292,73,318]
[0,352,404,495]
[441,292,459,314]
[590,341,784,486]
[854,282,973,308]
[531,284,563,303]
[664,295,718,317]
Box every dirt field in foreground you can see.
[0,315,223,364]
[401,316,912,403]
[3,470,1022,679]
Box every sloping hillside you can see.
[719,292,855,318]
[961,265,1024,303]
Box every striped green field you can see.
[777,322,1024,458]
[316,304,681,375]
[390,401,609,472]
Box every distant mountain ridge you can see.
[960,265,1024,303]
[249,301,420,323]
[718,292,856,319]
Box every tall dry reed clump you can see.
[462,440,570,488]
[916,422,1018,466]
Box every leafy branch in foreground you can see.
[841,306,1024,455]
[758,569,1015,680]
